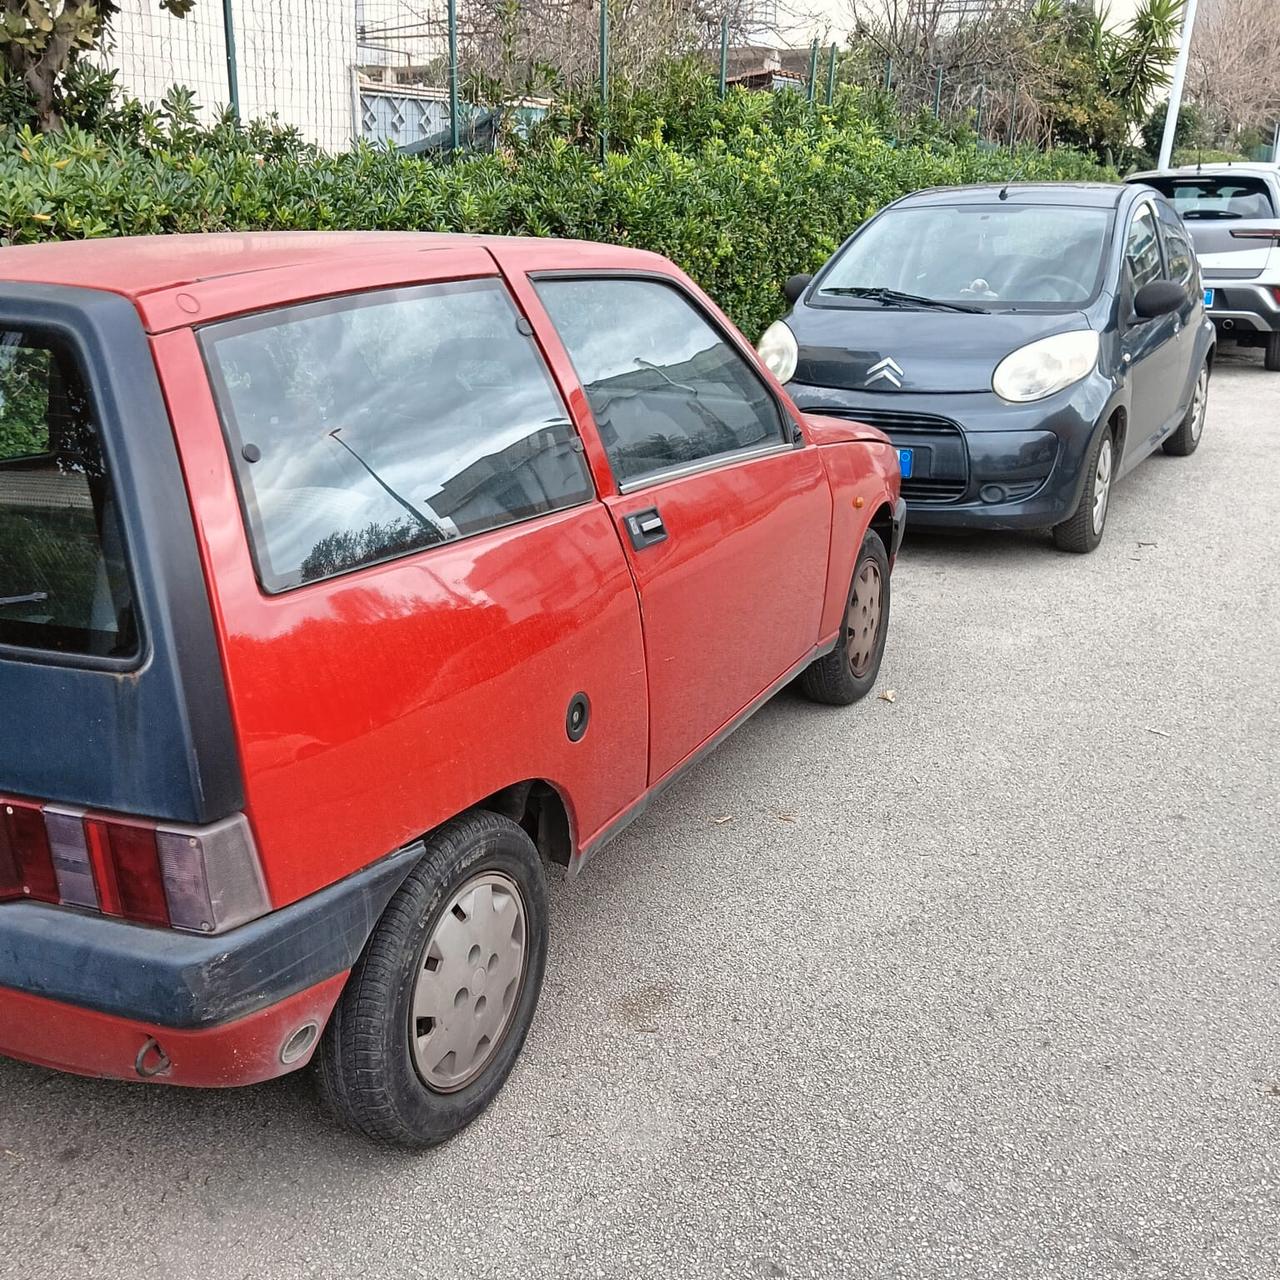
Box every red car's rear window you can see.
[0,327,137,659]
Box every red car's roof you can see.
[0,231,649,301]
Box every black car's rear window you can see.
[1142,176,1275,219]
[0,327,137,658]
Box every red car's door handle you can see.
[624,507,668,551]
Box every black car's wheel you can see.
[1053,423,1113,554]
[1266,333,1280,373]
[799,530,890,706]
[316,811,548,1149]
[1163,361,1209,457]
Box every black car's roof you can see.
[896,183,1126,209]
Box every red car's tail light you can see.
[1273,287,1280,307]
[90,818,171,926]
[155,816,269,933]
[1,802,58,903]
[0,797,269,933]
[43,808,99,910]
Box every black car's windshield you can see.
[818,203,1113,308]
[1139,175,1275,220]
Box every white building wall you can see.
[99,0,358,150]
[356,0,444,67]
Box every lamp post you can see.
[1157,0,1200,170]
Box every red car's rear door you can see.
[511,265,832,784]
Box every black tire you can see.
[1266,333,1280,373]
[1053,423,1113,554]
[316,810,548,1149]
[1163,361,1209,457]
[798,530,890,706]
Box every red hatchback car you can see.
[0,232,902,1146]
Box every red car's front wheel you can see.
[798,530,891,707]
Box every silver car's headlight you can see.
[757,320,798,384]
[992,330,1100,403]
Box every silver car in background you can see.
[1127,163,1280,371]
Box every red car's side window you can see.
[534,276,789,488]
[200,278,593,593]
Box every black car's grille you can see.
[823,409,969,503]
[899,476,966,501]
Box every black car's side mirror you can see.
[1132,280,1186,321]
[784,274,813,305]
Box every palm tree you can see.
[1028,0,1186,154]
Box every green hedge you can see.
[0,81,1113,338]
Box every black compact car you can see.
[760,183,1215,552]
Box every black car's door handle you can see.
[624,506,668,551]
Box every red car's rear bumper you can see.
[0,843,424,1088]
[0,972,347,1087]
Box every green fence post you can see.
[599,0,609,158]
[447,0,459,152]
[883,56,893,91]
[719,15,729,99]
[808,39,818,102]
[1008,82,1018,150]
[975,82,985,138]
[933,66,943,118]
[826,42,837,106]
[221,0,240,122]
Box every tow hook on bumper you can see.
[135,1036,172,1077]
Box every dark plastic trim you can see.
[0,284,242,823]
[0,841,422,1028]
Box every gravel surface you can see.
[1,349,1277,1280]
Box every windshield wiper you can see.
[0,591,49,607]
[819,286,986,314]
[635,357,699,396]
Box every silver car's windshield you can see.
[819,204,1114,308]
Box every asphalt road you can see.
[2,348,1277,1280]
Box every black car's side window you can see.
[1156,204,1196,288]
[534,277,788,487]
[202,278,594,593]
[1125,205,1164,292]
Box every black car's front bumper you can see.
[890,496,907,558]
[791,378,1111,531]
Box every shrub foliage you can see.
[0,76,1111,337]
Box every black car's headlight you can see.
[992,330,1100,403]
[757,320,798,384]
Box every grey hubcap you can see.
[409,872,527,1093]
[1092,437,1113,536]
[846,559,883,678]
[1190,368,1208,441]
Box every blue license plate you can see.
[897,448,914,479]
[1204,288,1215,307]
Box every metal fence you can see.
[95,1,1043,153]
